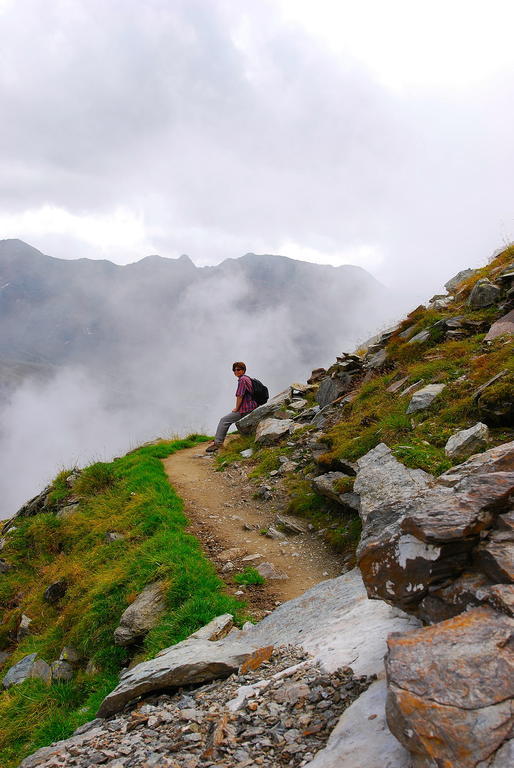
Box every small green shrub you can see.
[234,568,265,586]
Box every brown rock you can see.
[357,443,514,617]
[307,368,326,384]
[402,472,514,543]
[386,607,514,768]
[474,535,514,583]
[256,562,289,580]
[479,584,514,617]
[218,547,246,562]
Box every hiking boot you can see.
[205,442,222,453]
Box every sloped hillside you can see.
[0,437,245,767]
[220,246,513,536]
[1,246,512,768]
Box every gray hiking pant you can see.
[215,411,244,444]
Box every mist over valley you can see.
[0,238,395,519]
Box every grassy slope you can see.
[0,436,245,768]
[215,247,514,552]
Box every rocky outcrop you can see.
[386,607,514,768]
[114,582,166,646]
[445,422,489,459]
[357,441,514,620]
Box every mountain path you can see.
[162,445,343,615]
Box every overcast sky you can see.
[1,0,514,296]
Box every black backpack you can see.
[250,378,269,406]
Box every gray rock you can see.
[3,653,52,688]
[316,376,351,409]
[56,503,79,520]
[305,680,412,768]
[406,383,446,414]
[386,376,409,394]
[400,379,424,397]
[445,422,489,459]
[288,398,308,411]
[407,329,431,345]
[438,439,514,487]
[240,448,253,458]
[114,582,166,646]
[2,486,51,533]
[236,390,290,434]
[255,418,294,446]
[468,278,501,308]
[274,514,308,534]
[97,637,262,717]
[43,579,68,604]
[312,472,352,504]
[59,646,81,664]
[445,268,477,292]
[187,614,234,642]
[105,532,124,543]
[364,349,387,369]
[17,613,32,642]
[265,526,287,541]
[354,443,433,523]
[51,660,74,681]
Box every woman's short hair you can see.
[232,361,246,372]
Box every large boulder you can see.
[354,443,433,523]
[406,383,445,414]
[444,422,489,459]
[468,278,501,308]
[97,637,264,717]
[114,582,166,646]
[255,418,294,446]
[3,653,52,688]
[385,607,514,768]
[357,441,514,619]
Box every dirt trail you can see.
[163,445,343,614]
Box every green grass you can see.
[0,435,245,768]
[234,567,266,586]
